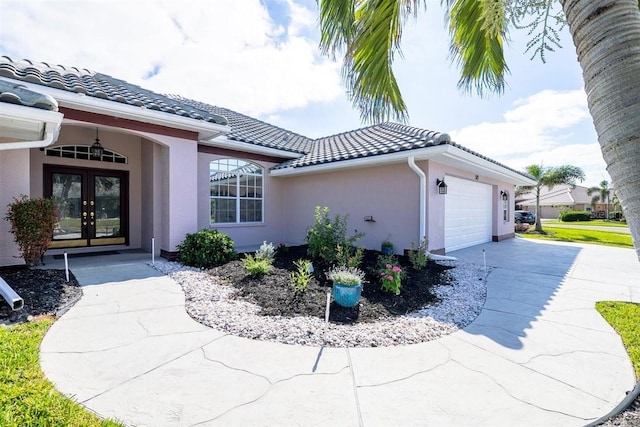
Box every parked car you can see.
[514,210,536,224]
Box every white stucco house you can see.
[0,56,535,267]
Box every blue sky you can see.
[0,0,610,187]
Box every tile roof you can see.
[0,79,58,111]
[518,184,593,205]
[168,95,313,154]
[0,56,532,181]
[0,56,227,125]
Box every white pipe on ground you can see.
[0,277,24,311]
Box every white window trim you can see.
[209,159,264,225]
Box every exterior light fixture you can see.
[436,178,447,195]
[90,127,104,159]
[501,190,508,201]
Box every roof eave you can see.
[271,144,536,186]
[203,136,302,159]
[436,145,537,186]
[0,77,230,140]
[270,145,450,177]
[0,102,63,150]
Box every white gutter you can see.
[202,136,302,159]
[0,103,63,150]
[0,77,230,141]
[407,156,427,240]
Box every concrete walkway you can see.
[40,240,640,426]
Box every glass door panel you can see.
[51,172,85,243]
[92,175,123,242]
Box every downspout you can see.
[407,156,457,262]
[407,156,426,240]
[0,277,24,311]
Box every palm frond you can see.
[345,0,410,123]
[318,0,424,124]
[445,0,509,96]
[318,0,357,58]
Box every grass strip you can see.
[0,318,122,427]
[596,301,640,379]
[519,227,633,248]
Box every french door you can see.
[44,165,129,248]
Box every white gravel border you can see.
[152,260,487,347]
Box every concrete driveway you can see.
[40,239,640,426]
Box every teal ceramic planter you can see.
[332,282,362,307]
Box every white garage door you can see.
[444,176,493,252]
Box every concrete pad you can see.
[201,335,350,383]
[356,357,585,427]
[41,330,223,403]
[210,368,360,427]
[84,350,272,427]
[38,240,640,427]
[349,340,451,386]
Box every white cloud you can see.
[0,0,343,116]
[450,89,609,187]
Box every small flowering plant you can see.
[380,263,403,295]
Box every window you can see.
[44,145,127,163]
[210,159,263,224]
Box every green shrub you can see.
[306,206,364,264]
[559,210,592,222]
[255,241,275,262]
[242,254,273,276]
[408,237,429,270]
[290,259,313,292]
[4,196,58,267]
[176,229,236,268]
[335,244,364,268]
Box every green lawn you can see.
[543,219,629,228]
[519,227,634,248]
[596,302,640,379]
[0,318,123,427]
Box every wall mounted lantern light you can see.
[436,178,447,195]
[501,190,508,201]
[90,127,104,159]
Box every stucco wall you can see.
[197,152,287,251]
[0,149,31,266]
[279,162,422,254]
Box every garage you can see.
[444,176,493,252]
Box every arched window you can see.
[210,159,263,224]
[44,145,127,163]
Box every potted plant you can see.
[327,266,366,307]
[381,239,393,255]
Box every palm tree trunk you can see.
[560,0,640,260]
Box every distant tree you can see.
[519,164,585,232]
[587,180,611,220]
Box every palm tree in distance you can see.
[587,180,611,220]
[317,0,640,259]
[518,164,585,232]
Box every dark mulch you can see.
[208,245,454,324]
[0,266,82,325]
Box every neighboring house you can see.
[516,184,613,219]
[0,56,535,267]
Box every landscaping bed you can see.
[211,245,452,324]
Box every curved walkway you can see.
[40,240,640,426]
